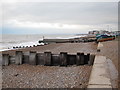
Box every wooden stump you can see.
[88,54,95,65]
[29,51,37,65]
[15,51,23,65]
[44,52,52,66]
[2,54,9,66]
[60,52,68,66]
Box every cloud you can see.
[6,19,91,29]
[2,0,119,3]
[2,2,118,34]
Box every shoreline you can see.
[2,42,96,88]
[1,40,118,69]
[2,42,98,55]
[2,40,118,88]
[1,34,95,52]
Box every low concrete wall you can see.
[87,55,112,89]
[97,42,103,52]
[87,41,112,89]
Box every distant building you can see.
[88,30,117,35]
[99,30,109,35]
[88,30,99,35]
[113,31,120,36]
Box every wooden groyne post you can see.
[88,54,95,65]
[2,54,9,66]
[80,53,84,65]
[37,53,45,65]
[2,50,95,66]
[60,52,68,66]
[84,53,90,64]
[29,51,37,65]
[15,51,23,65]
[44,52,52,66]
[76,53,81,65]
[23,52,29,64]
[51,54,60,66]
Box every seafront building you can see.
[88,30,120,36]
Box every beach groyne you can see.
[2,51,95,66]
[39,36,96,44]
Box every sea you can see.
[0,34,86,51]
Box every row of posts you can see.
[2,51,95,66]
[12,44,45,49]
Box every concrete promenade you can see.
[87,55,112,88]
[87,41,118,89]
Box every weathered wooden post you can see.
[37,53,45,65]
[15,51,23,65]
[80,53,84,65]
[9,56,15,64]
[76,53,81,65]
[44,52,52,66]
[60,52,68,66]
[29,51,37,65]
[2,54,9,66]
[88,54,95,65]
[23,52,29,64]
[84,53,90,64]
[51,54,60,66]
[86,53,90,64]
[67,54,76,65]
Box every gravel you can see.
[2,64,92,88]
[2,42,97,55]
[2,43,96,88]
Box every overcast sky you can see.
[2,1,118,34]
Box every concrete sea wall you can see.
[87,42,115,89]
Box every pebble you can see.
[2,64,92,88]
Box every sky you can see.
[1,0,119,34]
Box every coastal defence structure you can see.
[87,55,112,88]
[39,35,96,44]
[87,42,117,89]
[2,51,95,66]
